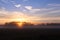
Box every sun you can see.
[17,22,23,28]
[10,18,32,28]
[12,18,27,28]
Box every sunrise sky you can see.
[0,0,60,24]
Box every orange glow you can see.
[17,22,23,28]
[15,18,26,22]
[11,18,30,22]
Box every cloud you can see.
[23,0,28,2]
[0,10,26,19]
[1,0,8,3]
[30,9,40,13]
[10,1,21,8]
[14,4,21,8]
[24,6,60,21]
[10,1,16,4]
[0,8,42,24]
[0,7,6,11]
[35,7,60,21]
[25,6,32,10]
[0,5,60,24]
[25,6,40,13]
[48,4,60,7]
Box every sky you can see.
[0,0,60,24]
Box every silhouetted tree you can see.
[4,22,18,28]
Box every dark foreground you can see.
[0,28,60,40]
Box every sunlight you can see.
[11,18,27,22]
[17,22,23,28]
[15,18,26,22]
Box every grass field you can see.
[0,28,60,40]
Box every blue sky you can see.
[0,0,60,24]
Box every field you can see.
[0,28,60,40]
